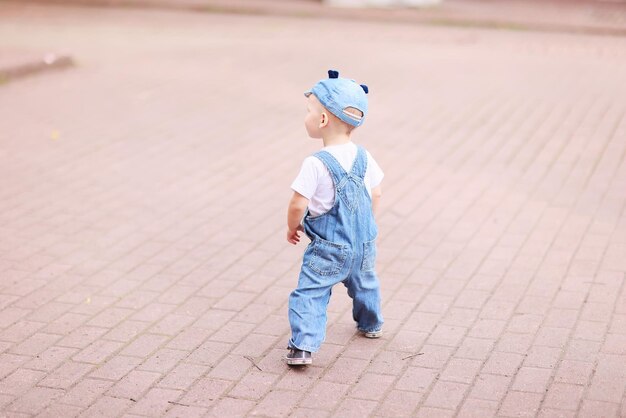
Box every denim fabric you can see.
[288,145,384,353]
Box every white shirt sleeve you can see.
[366,151,384,189]
[291,156,319,199]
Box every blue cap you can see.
[305,70,369,128]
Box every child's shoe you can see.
[285,347,312,366]
[361,328,383,339]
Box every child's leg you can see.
[343,269,384,332]
[288,268,334,353]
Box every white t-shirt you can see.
[291,142,384,217]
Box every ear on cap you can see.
[360,84,369,94]
[328,70,339,79]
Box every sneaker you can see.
[285,347,312,366]
[361,329,383,339]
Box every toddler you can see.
[286,70,384,366]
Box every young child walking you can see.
[286,70,384,366]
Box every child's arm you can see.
[371,185,382,217]
[287,191,309,245]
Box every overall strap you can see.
[314,150,347,187]
[350,145,368,180]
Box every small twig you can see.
[244,355,263,371]
[402,353,424,360]
[168,401,191,407]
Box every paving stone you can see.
[395,366,439,392]
[78,396,133,417]
[106,369,162,399]
[206,397,256,417]
[38,361,94,389]
[335,397,379,417]
[250,389,303,417]
[377,390,422,417]
[457,398,499,418]
[0,368,46,396]
[6,387,64,415]
[498,391,543,417]
[58,378,115,408]
[423,380,470,410]
[469,373,513,402]
[349,372,395,400]
[89,355,143,381]
[227,370,280,400]
[510,366,554,393]
[543,382,585,411]
[482,351,525,376]
[37,403,84,418]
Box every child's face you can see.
[304,95,324,139]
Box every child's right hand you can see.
[287,225,304,245]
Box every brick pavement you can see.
[1,2,626,417]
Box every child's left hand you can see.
[287,225,304,245]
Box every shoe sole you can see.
[363,331,383,339]
[285,358,312,366]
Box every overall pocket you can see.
[308,238,348,276]
[361,240,377,272]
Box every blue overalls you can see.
[288,145,384,353]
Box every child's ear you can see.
[319,112,328,128]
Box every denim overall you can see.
[288,145,384,353]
